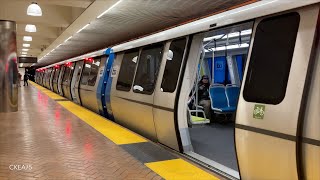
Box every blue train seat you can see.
[209,85,236,113]
[225,85,240,107]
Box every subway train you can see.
[35,1,320,179]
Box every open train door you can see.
[235,5,319,180]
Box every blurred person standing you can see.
[23,73,28,86]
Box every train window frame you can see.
[87,57,101,86]
[62,65,72,83]
[80,59,92,86]
[53,67,60,83]
[243,12,300,104]
[160,37,187,93]
[116,49,140,92]
[133,43,164,95]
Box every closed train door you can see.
[78,56,105,113]
[49,67,55,91]
[61,62,75,100]
[72,60,84,104]
[236,5,319,179]
[57,65,65,96]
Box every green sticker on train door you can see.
[253,104,265,119]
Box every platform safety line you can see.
[30,82,66,100]
[145,159,219,180]
[30,82,220,180]
[30,81,147,145]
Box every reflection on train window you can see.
[80,60,92,85]
[161,38,187,92]
[87,57,101,86]
[63,65,71,83]
[116,49,139,91]
[133,43,164,94]
[243,12,300,104]
[75,61,83,83]
[53,68,60,83]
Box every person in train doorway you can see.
[197,75,211,120]
[23,73,29,86]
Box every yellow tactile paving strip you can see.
[30,81,220,180]
[58,101,148,145]
[146,159,219,180]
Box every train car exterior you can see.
[35,1,320,179]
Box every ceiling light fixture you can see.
[23,44,30,47]
[25,24,37,32]
[64,36,72,42]
[97,0,122,18]
[21,52,27,54]
[77,24,90,33]
[21,55,27,57]
[23,36,32,41]
[27,2,42,16]
[22,49,29,51]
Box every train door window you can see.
[67,63,75,83]
[116,49,139,91]
[243,13,300,104]
[63,66,71,83]
[54,68,60,83]
[75,61,83,83]
[133,43,164,94]
[161,38,187,92]
[80,60,92,85]
[87,57,101,86]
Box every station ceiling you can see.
[0,0,256,67]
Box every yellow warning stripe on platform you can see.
[30,81,147,145]
[146,159,219,180]
[58,101,147,145]
[30,82,65,100]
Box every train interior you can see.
[186,22,253,175]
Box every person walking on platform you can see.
[23,73,29,86]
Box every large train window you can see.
[116,49,139,91]
[243,13,300,104]
[80,60,92,85]
[160,38,187,93]
[62,65,71,83]
[87,57,101,86]
[133,43,164,94]
[53,67,60,83]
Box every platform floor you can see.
[0,82,221,180]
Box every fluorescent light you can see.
[205,43,249,52]
[21,55,27,57]
[27,2,42,16]
[64,36,72,42]
[21,52,27,54]
[23,44,30,47]
[97,0,122,18]
[25,24,37,32]
[203,29,252,42]
[56,44,62,48]
[77,24,90,33]
[23,36,32,41]
[22,49,29,51]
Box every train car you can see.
[35,1,320,179]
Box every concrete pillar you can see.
[0,20,18,112]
